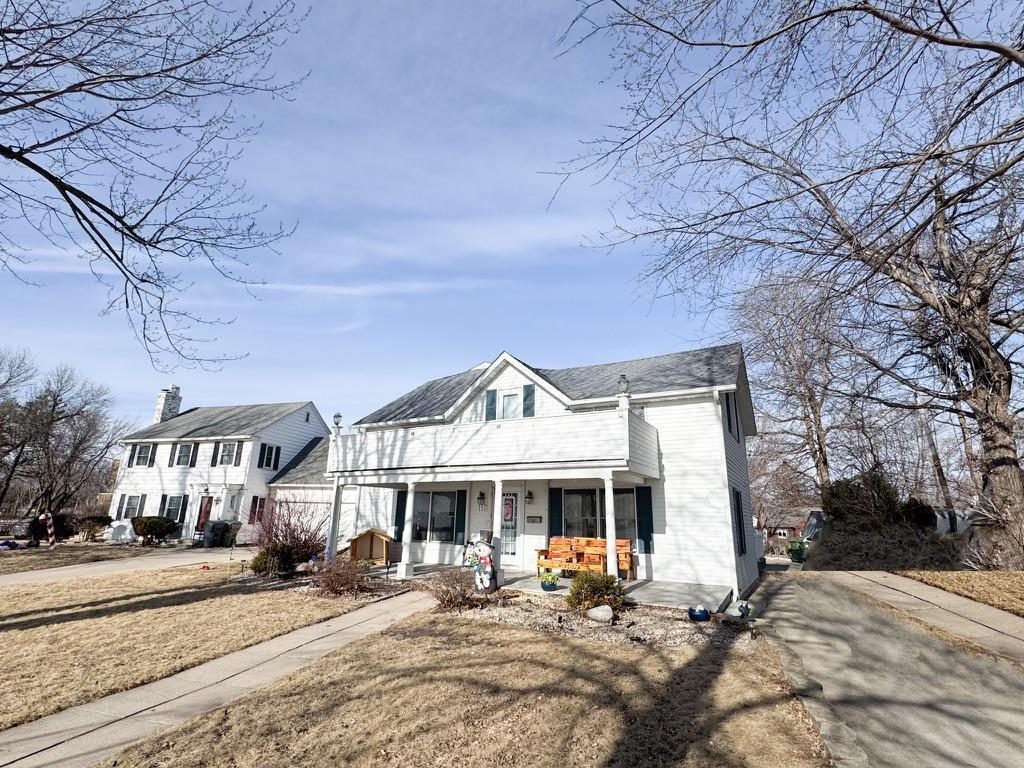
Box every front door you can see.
[196,495,213,531]
[500,490,521,569]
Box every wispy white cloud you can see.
[324,319,371,334]
[261,278,506,297]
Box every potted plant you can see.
[538,572,560,592]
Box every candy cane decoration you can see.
[38,513,56,547]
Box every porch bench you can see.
[537,537,636,580]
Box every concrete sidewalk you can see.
[0,547,245,587]
[828,570,1024,664]
[0,590,433,768]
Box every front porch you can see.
[502,571,734,612]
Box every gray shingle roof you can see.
[124,402,311,441]
[354,343,743,425]
[353,368,486,426]
[268,436,329,486]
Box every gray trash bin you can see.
[202,520,231,548]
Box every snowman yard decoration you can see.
[466,533,497,594]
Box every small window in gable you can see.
[501,393,521,419]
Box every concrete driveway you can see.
[0,548,243,587]
[757,574,1024,768]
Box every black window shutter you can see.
[233,441,243,466]
[158,494,168,516]
[394,490,408,542]
[210,442,220,467]
[485,389,497,421]
[636,486,654,554]
[168,444,176,467]
[522,384,535,418]
[147,445,156,467]
[138,494,147,517]
[128,445,137,467]
[733,489,747,556]
[179,495,189,523]
[248,495,259,525]
[548,487,563,539]
[273,446,280,470]
[454,489,467,545]
[189,442,199,467]
[725,393,733,433]
[116,494,126,520]
[258,443,267,468]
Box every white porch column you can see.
[396,481,417,579]
[603,474,618,577]
[491,478,504,586]
[325,475,343,563]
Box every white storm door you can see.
[500,490,521,568]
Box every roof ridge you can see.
[537,342,742,374]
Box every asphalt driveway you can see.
[757,575,1024,768]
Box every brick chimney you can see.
[153,385,182,424]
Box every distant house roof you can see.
[268,436,329,486]
[124,402,312,442]
[354,343,744,425]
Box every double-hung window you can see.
[163,495,185,521]
[123,495,142,518]
[175,444,192,466]
[134,444,152,466]
[257,443,280,470]
[485,383,536,421]
[501,393,521,419]
[219,442,236,466]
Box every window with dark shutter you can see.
[272,446,280,470]
[179,495,189,523]
[732,489,747,556]
[147,444,156,467]
[188,443,199,467]
[128,445,137,467]
[485,389,497,421]
[158,494,167,516]
[233,441,243,466]
[116,494,126,520]
[258,443,267,468]
[168,444,176,467]
[138,494,147,517]
[249,495,259,524]
[522,384,535,418]
[210,442,220,466]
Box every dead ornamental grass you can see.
[0,565,359,730]
[900,570,1024,619]
[99,613,830,768]
[0,543,152,576]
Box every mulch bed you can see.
[470,592,750,649]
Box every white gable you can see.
[451,358,567,424]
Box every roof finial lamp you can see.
[617,374,631,410]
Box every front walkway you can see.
[755,574,1024,768]
[0,591,433,768]
[828,570,1024,663]
[0,547,243,587]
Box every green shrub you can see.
[130,516,177,543]
[898,497,936,530]
[566,571,625,613]
[28,513,77,542]
[822,470,899,526]
[251,542,297,576]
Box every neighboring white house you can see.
[325,343,760,599]
[106,386,329,544]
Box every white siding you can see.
[721,395,759,594]
[454,364,565,423]
[107,403,328,544]
[336,410,644,473]
[642,396,738,589]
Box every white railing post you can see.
[604,474,618,577]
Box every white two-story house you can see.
[326,343,760,600]
[107,386,329,543]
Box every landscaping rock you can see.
[294,562,314,574]
[585,605,615,623]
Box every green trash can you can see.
[788,538,808,563]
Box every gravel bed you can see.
[474,592,750,649]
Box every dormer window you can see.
[502,393,520,419]
[485,384,535,421]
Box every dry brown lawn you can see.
[0,565,359,730]
[99,613,830,768]
[0,543,152,576]
[901,570,1024,618]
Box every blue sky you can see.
[1,2,722,427]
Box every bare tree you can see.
[572,0,1024,565]
[0,1,303,366]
